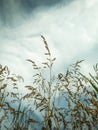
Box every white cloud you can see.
[0,0,98,87]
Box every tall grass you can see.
[80,63,98,93]
[0,36,98,130]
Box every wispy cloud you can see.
[0,0,98,85]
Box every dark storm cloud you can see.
[21,0,73,13]
[0,0,73,27]
[0,0,23,26]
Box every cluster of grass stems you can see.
[0,36,98,130]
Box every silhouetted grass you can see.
[0,36,98,130]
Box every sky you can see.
[0,0,98,86]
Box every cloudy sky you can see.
[0,0,98,85]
